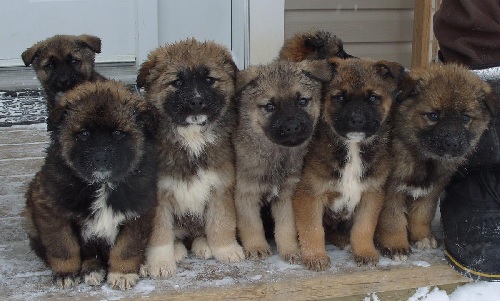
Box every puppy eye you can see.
[462,114,471,123]
[173,79,183,87]
[70,58,80,65]
[332,94,345,102]
[206,77,215,85]
[78,130,90,140]
[298,98,309,107]
[262,103,276,112]
[44,62,54,70]
[426,112,439,122]
[112,130,125,139]
[368,94,381,103]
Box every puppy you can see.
[292,58,406,271]
[136,38,244,278]
[23,80,158,289]
[376,63,494,259]
[278,30,354,61]
[21,34,105,130]
[234,60,332,263]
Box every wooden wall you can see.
[284,0,415,67]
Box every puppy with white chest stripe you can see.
[292,58,407,271]
[136,38,244,278]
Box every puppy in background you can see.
[234,60,332,263]
[24,80,158,289]
[278,30,354,61]
[293,58,406,271]
[21,34,105,130]
[136,38,244,278]
[376,64,494,260]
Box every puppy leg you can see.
[191,236,212,259]
[407,189,440,250]
[234,183,271,259]
[141,200,177,279]
[293,186,329,271]
[350,189,384,265]
[376,189,411,260]
[206,185,245,263]
[272,180,300,264]
[107,210,154,290]
[81,248,105,286]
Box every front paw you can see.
[381,246,411,261]
[139,262,176,279]
[212,243,245,263]
[282,252,301,265]
[83,269,106,286]
[192,237,213,259]
[414,237,438,250]
[244,244,272,260]
[353,249,379,266]
[53,273,79,289]
[302,253,331,271]
[107,272,139,290]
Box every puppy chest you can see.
[159,169,224,215]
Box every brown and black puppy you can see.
[292,58,406,271]
[278,30,354,62]
[21,34,105,130]
[376,63,494,260]
[136,38,244,278]
[23,80,158,289]
[234,60,332,263]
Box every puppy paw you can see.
[212,243,245,263]
[141,245,177,278]
[192,237,213,259]
[282,252,301,265]
[174,241,188,262]
[414,237,438,250]
[353,249,379,266]
[381,246,411,261]
[84,269,106,286]
[244,244,272,260]
[53,273,79,289]
[107,272,139,290]
[139,263,176,279]
[302,254,331,271]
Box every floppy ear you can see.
[375,60,406,81]
[136,101,160,137]
[236,66,260,94]
[299,59,335,83]
[396,75,421,103]
[136,57,158,89]
[21,43,42,66]
[77,34,102,53]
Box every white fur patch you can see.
[346,132,366,142]
[158,169,223,216]
[330,141,365,217]
[396,185,433,199]
[82,183,134,245]
[176,124,217,158]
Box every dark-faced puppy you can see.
[23,80,158,290]
[21,34,105,130]
[292,58,406,271]
[136,38,244,279]
[278,30,354,62]
[234,60,332,263]
[376,63,494,260]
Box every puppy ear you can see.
[299,59,335,83]
[479,82,498,117]
[136,102,159,137]
[21,43,41,67]
[236,66,260,94]
[77,35,102,53]
[136,58,157,89]
[396,76,421,103]
[375,60,406,81]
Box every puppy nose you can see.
[93,151,109,164]
[442,136,460,152]
[57,75,70,87]
[349,112,365,128]
[282,120,302,135]
[189,97,206,111]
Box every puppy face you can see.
[56,81,157,184]
[137,38,236,128]
[21,34,102,95]
[396,63,493,160]
[237,60,332,147]
[323,58,405,142]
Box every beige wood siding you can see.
[285,0,415,67]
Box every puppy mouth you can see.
[91,170,112,183]
[185,115,208,126]
[345,132,366,142]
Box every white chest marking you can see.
[82,184,131,245]
[331,141,365,216]
[159,169,223,216]
[176,125,217,158]
[396,185,433,199]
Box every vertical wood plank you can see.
[411,0,432,68]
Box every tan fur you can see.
[278,30,351,61]
[234,60,332,263]
[376,63,494,259]
[293,58,406,271]
[137,39,244,279]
